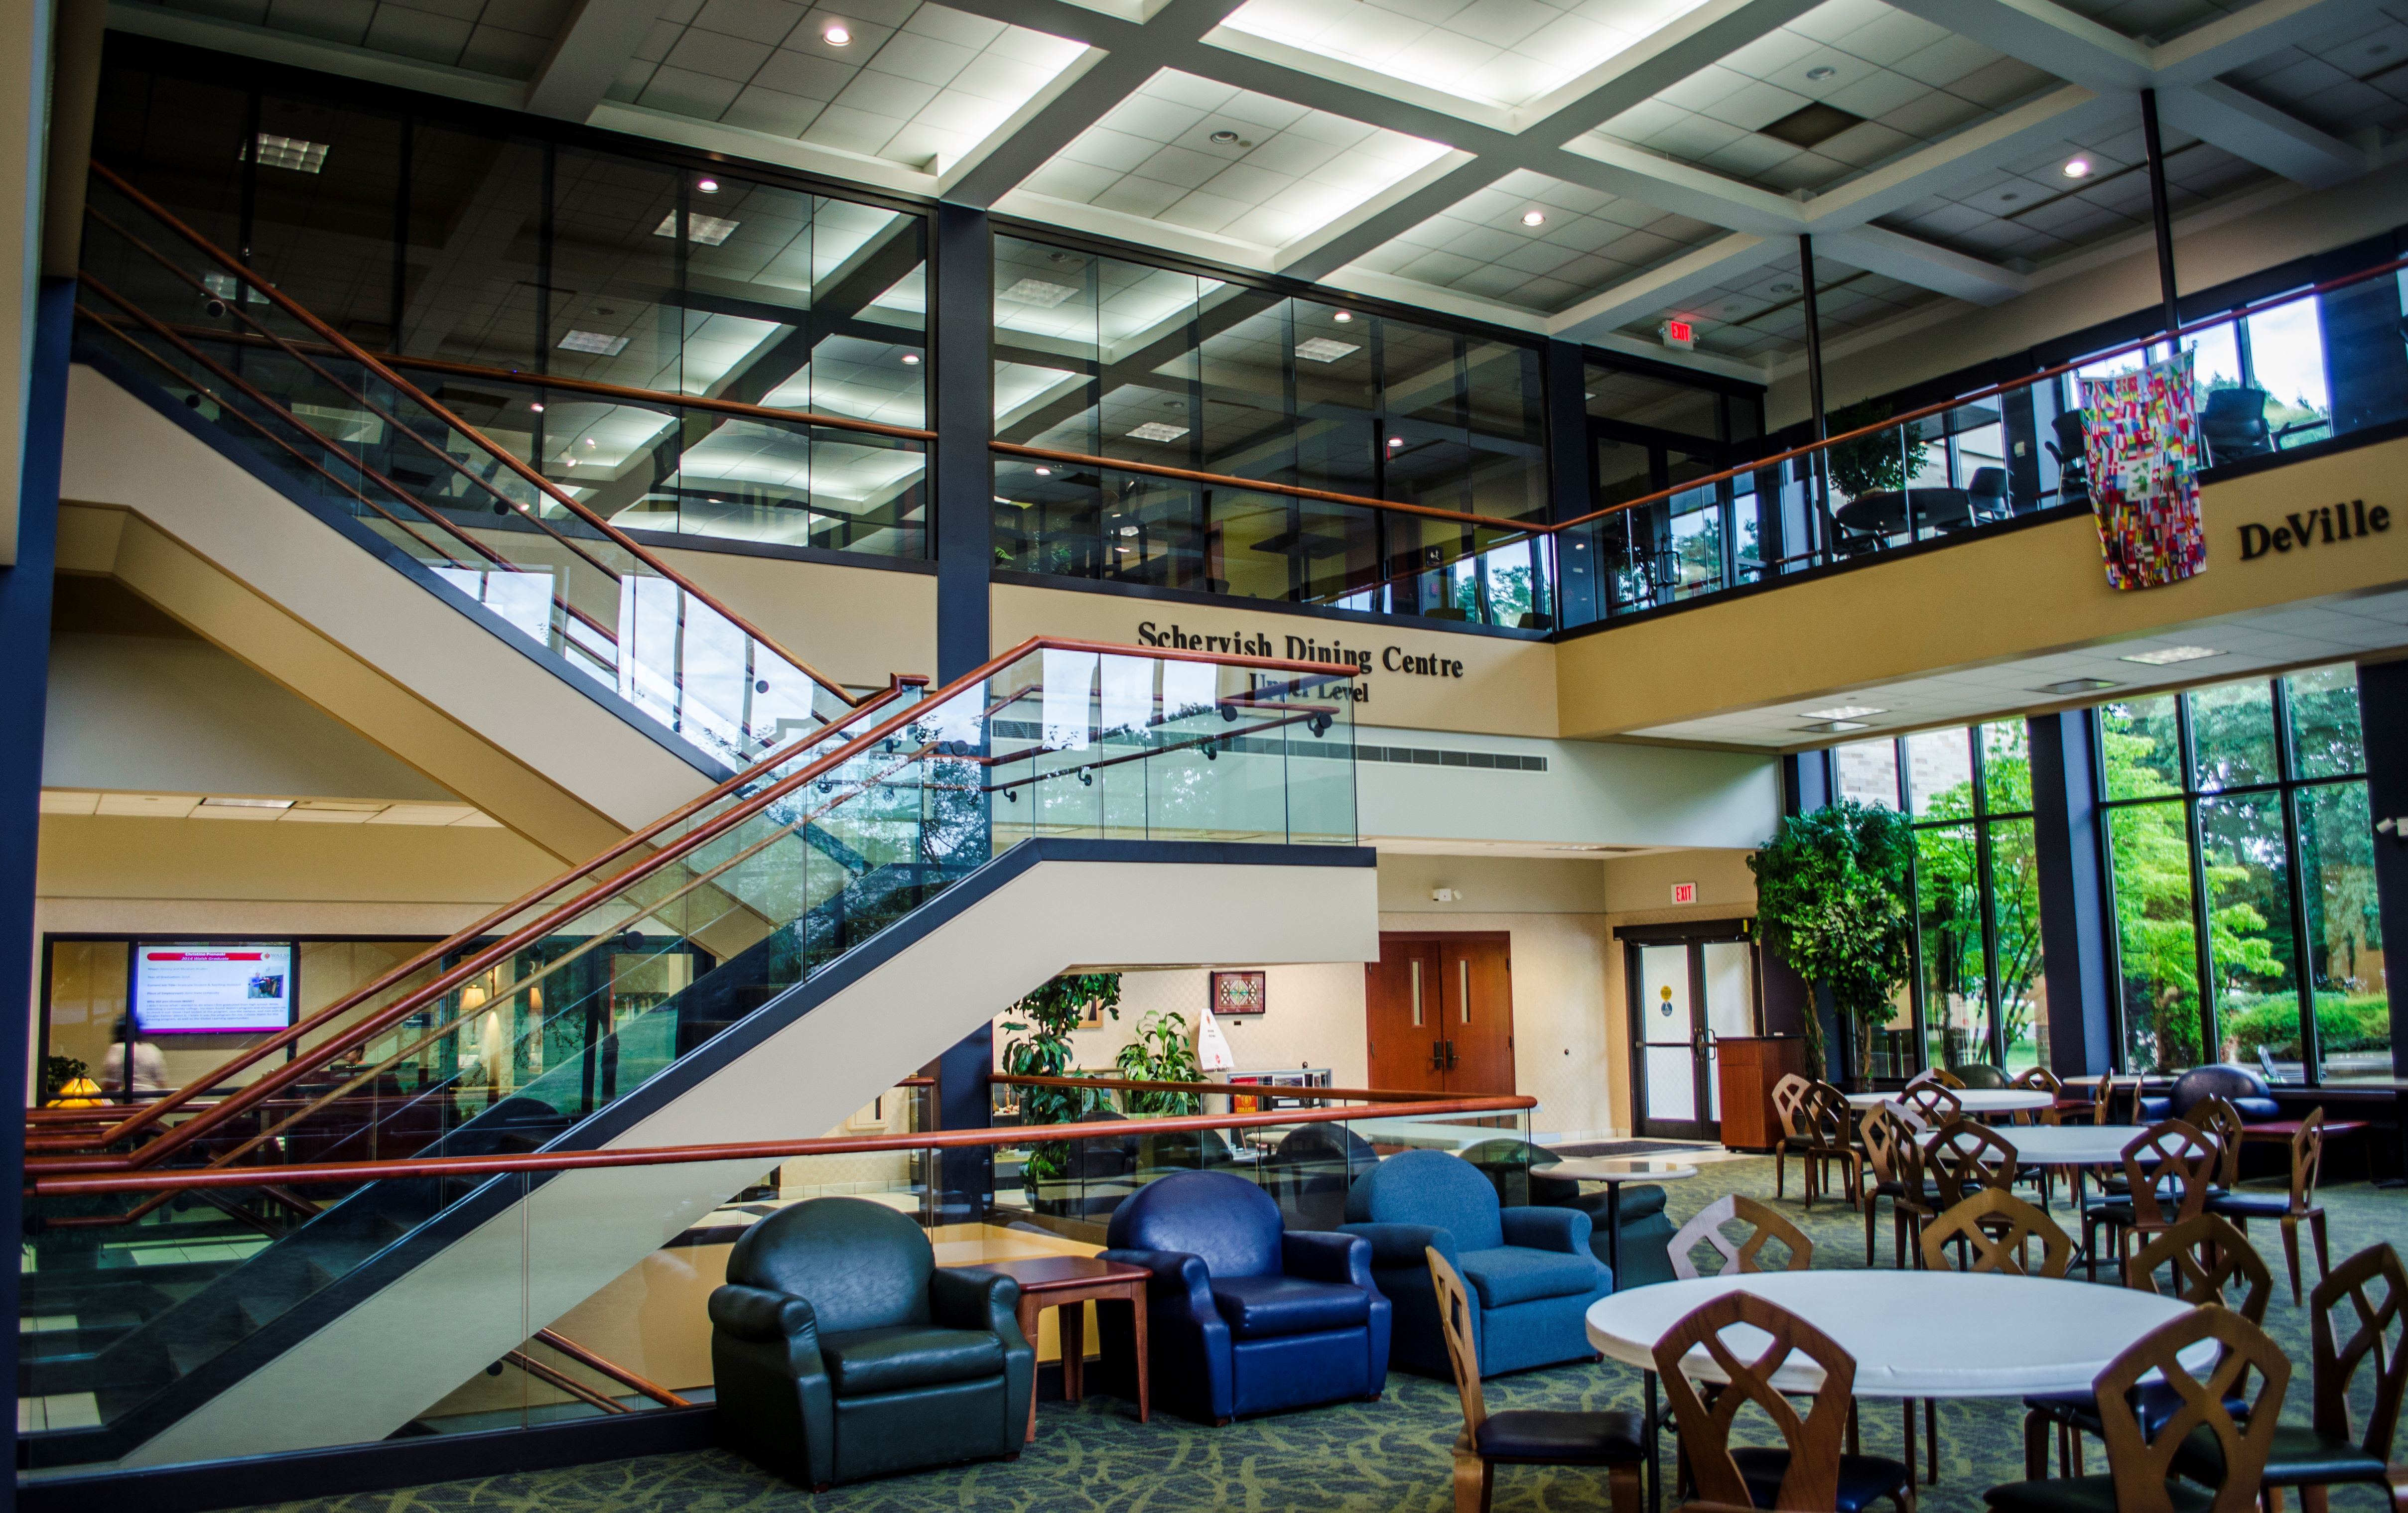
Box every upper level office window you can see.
[1568,361,1762,620]
[990,234,1548,625]
[91,42,930,561]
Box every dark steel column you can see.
[1797,235,1833,562]
[2,280,73,1511]
[2357,660,2408,1180]
[2030,710,2117,1077]
[930,202,995,1219]
[1543,338,1596,628]
[2139,90,2182,340]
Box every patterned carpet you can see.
[240,1156,2405,1513]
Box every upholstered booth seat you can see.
[2167,1064,2282,1122]
[1098,1169,1388,1424]
[1343,1149,1611,1378]
[708,1197,1032,1490]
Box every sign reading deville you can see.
[2238,500,2391,559]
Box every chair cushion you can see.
[820,1325,1004,1397]
[2138,1096,2173,1121]
[1616,1184,1669,1223]
[2206,1190,2293,1220]
[2024,1384,2247,1439]
[1729,1447,1912,1512]
[1475,1408,1644,1464]
[1459,1246,1605,1308]
[2174,1423,2391,1487]
[1209,1273,1370,1340]
[1986,1476,2212,1513]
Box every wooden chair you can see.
[1429,1248,1642,1513]
[1802,1082,1865,1214]
[1897,1083,1962,1132]
[1861,1104,1939,1268]
[2208,1108,2330,1306]
[1772,1073,1815,1202]
[1908,1067,1966,1091]
[2084,1120,2218,1275]
[1988,1306,2290,1513]
[1669,1194,1813,1280]
[1927,1118,2021,1207]
[1919,1189,2074,1279]
[2191,1095,2246,1191]
[2023,1214,2272,1479]
[2173,1242,2408,1513]
[1651,1291,1914,1513]
[2009,1066,2067,1126]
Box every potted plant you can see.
[999,972,1122,1202]
[1825,398,1930,500]
[1114,1009,1203,1115]
[1748,801,1914,1090]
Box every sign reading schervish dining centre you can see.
[1134,620,1468,705]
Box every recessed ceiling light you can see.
[557,330,628,356]
[1002,277,1077,308]
[1126,421,1189,443]
[1805,65,1837,80]
[200,796,294,810]
[1294,337,1360,363]
[248,133,328,174]
[653,212,741,246]
[1209,129,1241,144]
[2035,677,2119,695]
[900,353,920,364]
[1769,281,1799,295]
[2119,645,2222,666]
[2063,157,2092,178]
[1799,720,1870,733]
[696,177,720,194]
[1034,466,1052,477]
[823,23,851,44]
[1801,704,1885,720]
[1387,435,1405,447]
[1521,210,1546,227]
[528,402,544,412]
[1332,310,1353,323]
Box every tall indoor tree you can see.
[1750,801,1915,1089]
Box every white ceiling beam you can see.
[2150,0,2394,85]
[524,0,661,122]
[1546,232,1783,342]
[1804,84,2126,227]
[1271,150,1478,279]
[1812,225,2030,304]
[2153,79,2367,187]
[1882,0,2146,91]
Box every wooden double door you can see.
[1364,932,1516,1096]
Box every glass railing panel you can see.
[74,171,859,773]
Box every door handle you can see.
[1446,1040,1460,1070]
[1432,1039,1446,1071]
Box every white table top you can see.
[1533,1157,1700,1183]
[1845,1088,2054,1115]
[1920,1122,2147,1166]
[1585,1270,2208,1397]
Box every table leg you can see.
[1018,1297,1046,1443]
[1606,1183,1624,1277]
[1129,1286,1151,1425]
[1903,1396,1916,1489]
[1062,1302,1085,1402]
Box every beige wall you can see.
[652,546,936,694]
[1597,849,1763,1135]
[991,581,1561,738]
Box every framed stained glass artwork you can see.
[1209,970,1267,1016]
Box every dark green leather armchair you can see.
[709,1197,1034,1490]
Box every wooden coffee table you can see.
[964,1255,1151,1441]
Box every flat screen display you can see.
[133,943,293,1034]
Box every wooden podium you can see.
[1717,1036,1806,1150]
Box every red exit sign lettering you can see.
[1671,882,1698,905]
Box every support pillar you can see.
[2359,661,2408,1080]
[2139,90,2181,340]
[2030,709,2116,1077]
[1543,338,1596,628]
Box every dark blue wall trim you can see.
[2030,709,2115,1078]
[5,280,77,1513]
[68,346,738,785]
[933,203,991,684]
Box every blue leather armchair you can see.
[709,1197,1033,1490]
[1462,1137,1678,1287]
[1097,1169,1388,1424]
[1343,1149,1611,1378]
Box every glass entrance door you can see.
[1629,934,1760,1139]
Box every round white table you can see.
[1530,1157,1698,1273]
[1587,1270,2209,1510]
[1932,1122,2145,1166]
[1846,1088,2054,1117]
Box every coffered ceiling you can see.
[120,0,2408,376]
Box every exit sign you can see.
[1659,318,1695,350]
[1671,882,1698,904]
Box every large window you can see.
[2096,666,2382,1084]
[1833,722,2043,1076]
[93,41,930,560]
[989,235,1550,626]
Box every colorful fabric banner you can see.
[2079,351,2207,590]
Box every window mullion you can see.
[2178,694,2218,1071]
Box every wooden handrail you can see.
[30,636,1357,1174]
[534,1328,693,1409]
[27,679,923,1156]
[28,1094,1533,1197]
[86,162,864,711]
